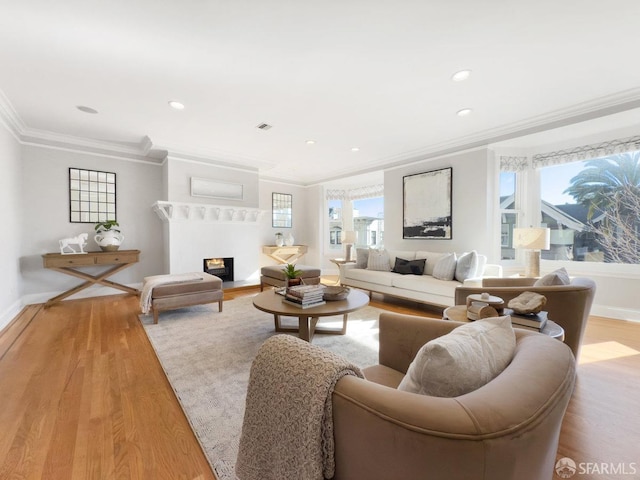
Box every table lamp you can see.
[341,230,357,262]
[513,227,551,277]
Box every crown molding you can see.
[0,89,26,142]
[2,86,640,184]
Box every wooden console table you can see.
[42,250,141,307]
[262,245,308,264]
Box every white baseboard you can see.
[21,282,144,306]
[0,299,24,333]
[590,304,640,323]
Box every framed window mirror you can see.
[272,192,292,228]
[69,167,117,223]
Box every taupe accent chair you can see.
[455,277,596,360]
[330,313,576,480]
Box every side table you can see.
[42,250,141,307]
[330,258,356,285]
[262,245,308,264]
[443,305,565,341]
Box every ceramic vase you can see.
[94,230,124,251]
[285,232,295,246]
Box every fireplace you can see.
[203,257,234,282]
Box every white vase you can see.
[94,230,124,251]
[285,233,295,246]
[275,235,284,247]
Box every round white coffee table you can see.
[253,289,369,342]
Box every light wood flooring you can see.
[0,284,639,480]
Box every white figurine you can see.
[59,233,88,254]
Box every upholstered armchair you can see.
[455,277,596,360]
[330,313,576,480]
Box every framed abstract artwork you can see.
[403,167,452,239]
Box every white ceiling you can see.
[1,0,640,184]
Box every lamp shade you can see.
[513,227,550,250]
[341,230,357,244]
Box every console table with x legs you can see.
[42,250,141,307]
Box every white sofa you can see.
[339,249,502,308]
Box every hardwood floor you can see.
[1,286,639,480]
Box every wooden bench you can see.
[146,272,223,324]
[260,265,321,290]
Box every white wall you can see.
[258,179,315,267]
[20,146,164,303]
[0,125,23,328]
[384,148,496,259]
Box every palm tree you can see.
[564,152,640,218]
[564,151,640,263]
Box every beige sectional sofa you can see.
[339,249,502,308]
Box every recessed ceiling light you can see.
[351,147,360,152]
[451,70,472,82]
[168,100,185,110]
[76,105,98,114]
[457,108,473,117]
[305,140,316,145]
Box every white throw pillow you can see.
[397,316,516,397]
[355,248,370,269]
[455,251,478,282]
[534,267,570,286]
[367,249,391,271]
[432,253,457,281]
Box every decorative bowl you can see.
[323,286,350,301]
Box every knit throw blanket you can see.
[235,335,364,480]
[139,272,204,314]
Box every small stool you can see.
[260,265,321,290]
[147,272,223,324]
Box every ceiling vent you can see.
[256,123,273,130]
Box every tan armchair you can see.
[455,277,596,360]
[331,313,576,480]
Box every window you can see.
[539,152,640,264]
[353,197,384,248]
[326,195,384,250]
[499,172,519,260]
[499,150,640,265]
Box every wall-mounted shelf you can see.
[152,201,264,224]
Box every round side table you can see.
[443,305,565,341]
[330,258,356,285]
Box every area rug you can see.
[139,295,382,479]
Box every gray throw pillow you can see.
[455,251,479,282]
[355,248,369,269]
[367,249,391,271]
[534,267,570,286]
[397,316,516,397]
[392,257,426,275]
[432,253,457,281]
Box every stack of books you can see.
[505,308,548,331]
[283,284,326,309]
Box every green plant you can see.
[283,263,302,279]
[94,220,120,233]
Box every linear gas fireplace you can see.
[203,257,234,282]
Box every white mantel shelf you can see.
[152,201,265,224]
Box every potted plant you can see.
[94,220,124,251]
[283,263,303,287]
